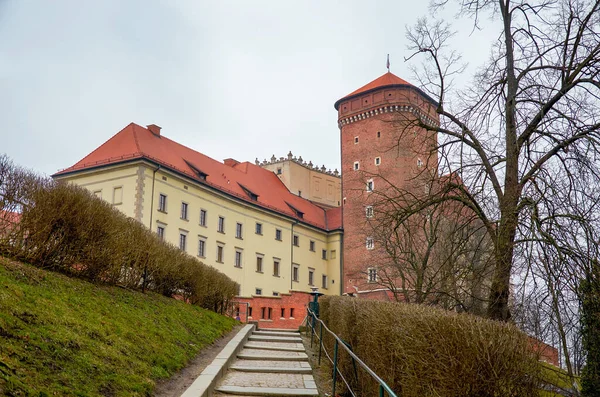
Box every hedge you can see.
[318,296,540,397]
[0,154,238,312]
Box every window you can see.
[322,249,327,260]
[179,233,187,251]
[290,308,295,318]
[292,265,299,282]
[366,206,374,218]
[280,308,285,317]
[255,288,262,296]
[277,168,282,175]
[255,222,263,235]
[268,307,272,319]
[417,158,424,168]
[273,260,280,276]
[309,240,315,252]
[377,131,381,138]
[216,245,224,263]
[236,222,243,239]
[293,235,299,247]
[368,268,377,283]
[275,229,282,241]
[366,179,374,192]
[256,255,263,273]
[200,209,207,226]
[157,226,165,241]
[354,136,359,144]
[375,157,381,166]
[366,237,375,250]
[235,250,242,268]
[273,292,279,297]
[158,194,167,212]
[330,250,337,259]
[93,190,102,198]
[309,269,314,286]
[322,274,328,289]
[198,238,206,258]
[218,216,225,233]
[181,202,188,220]
[112,187,123,205]
[248,307,253,317]
[354,161,360,171]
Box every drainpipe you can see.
[290,220,298,290]
[143,164,160,293]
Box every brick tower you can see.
[334,72,440,297]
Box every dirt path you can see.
[153,324,243,397]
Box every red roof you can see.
[342,72,411,99]
[53,123,343,231]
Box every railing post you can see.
[318,321,323,366]
[310,313,315,347]
[332,339,339,397]
[379,384,384,397]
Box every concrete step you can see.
[248,335,302,343]
[253,330,301,337]
[237,349,309,362]
[214,386,318,396]
[257,328,300,333]
[233,359,312,369]
[244,342,305,352]
[229,364,312,374]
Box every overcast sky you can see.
[0,1,498,177]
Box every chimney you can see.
[224,158,240,167]
[147,124,162,136]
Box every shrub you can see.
[0,154,238,312]
[318,296,540,397]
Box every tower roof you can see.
[334,71,437,110]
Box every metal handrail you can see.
[305,307,398,397]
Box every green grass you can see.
[538,362,580,396]
[0,257,236,396]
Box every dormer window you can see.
[286,202,304,219]
[185,160,208,181]
[238,183,259,201]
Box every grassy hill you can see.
[0,257,236,396]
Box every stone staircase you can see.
[213,328,318,396]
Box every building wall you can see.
[235,291,314,329]
[337,86,439,293]
[57,161,342,298]
[261,158,341,208]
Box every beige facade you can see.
[259,153,341,208]
[55,160,342,298]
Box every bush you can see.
[318,296,540,397]
[0,154,238,312]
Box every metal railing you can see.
[304,307,397,397]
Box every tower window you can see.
[417,158,423,168]
[375,157,381,166]
[377,131,381,138]
[354,136,359,144]
[366,179,374,192]
[366,237,374,250]
[366,206,374,218]
[368,268,377,283]
[354,162,360,171]
[277,168,282,175]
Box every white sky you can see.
[0,1,498,176]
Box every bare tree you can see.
[392,0,600,323]
[365,177,494,316]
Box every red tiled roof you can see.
[341,72,412,99]
[53,123,343,231]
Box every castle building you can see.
[334,72,439,297]
[51,70,439,325]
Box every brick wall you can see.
[234,290,315,329]
[337,86,439,294]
